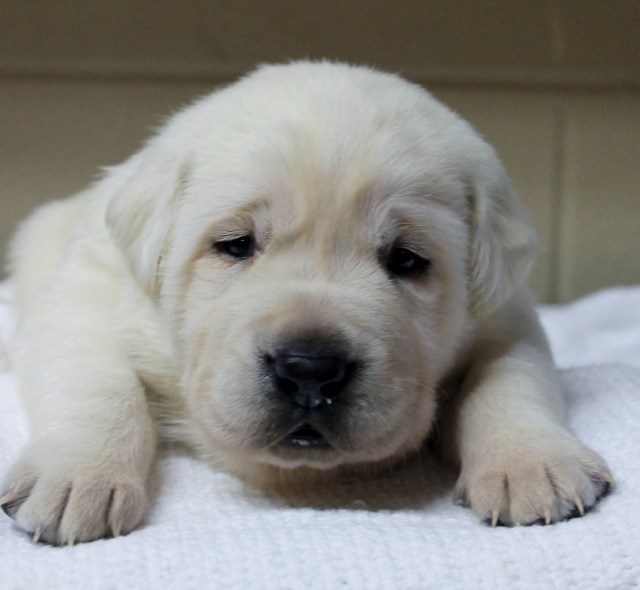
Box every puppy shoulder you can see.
[464,287,551,368]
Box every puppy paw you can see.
[1,445,149,545]
[454,438,614,526]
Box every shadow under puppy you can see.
[1,61,613,544]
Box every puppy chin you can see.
[252,427,429,475]
[240,445,424,492]
[256,448,347,471]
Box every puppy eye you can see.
[386,247,430,277]
[215,235,256,259]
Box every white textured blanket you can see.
[1,286,639,590]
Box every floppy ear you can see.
[105,146,185,294]
[466,150,538,317]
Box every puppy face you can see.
[171,156,469,470]
[107,62,537,474]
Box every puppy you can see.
[1,62,612,544]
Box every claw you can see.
[603,473,617,490]
[0,492,16,515]
[111,522,122,538]
[544,508,551,525]
[0,492,15,506]
[32,528,42,544]
[575,497,585,516]
[68,537,76,547]
[491,510,499,528]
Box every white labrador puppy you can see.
[1,62,612,545]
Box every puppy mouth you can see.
[280,423,331,449]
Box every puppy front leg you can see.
[1,261,156,545]
[444,299,613,526]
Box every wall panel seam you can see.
[548,96,566,303]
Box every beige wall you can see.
[2,1,639,302]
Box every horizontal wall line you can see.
[1,58,639,91]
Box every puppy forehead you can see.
[182,65,473,230]
[186,119,465,229]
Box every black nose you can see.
[268,350,354,408]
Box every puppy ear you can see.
[105,146,185,294]
[466,150,538,317]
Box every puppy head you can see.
[106,62,537,475]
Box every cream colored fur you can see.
[1,62,612,544]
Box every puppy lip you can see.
[281,423,331,449]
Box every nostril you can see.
[266,348,356,407]
[276,376,299,396]
[264,354,297,394]
[319,361,357,398]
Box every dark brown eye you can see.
[386,247,430,277]
[216,235,255,259]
